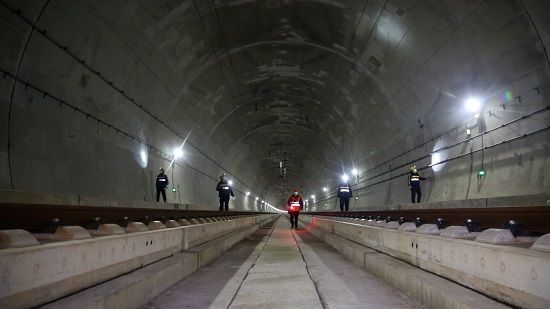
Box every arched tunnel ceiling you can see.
[2,0,549,206]
[149,0,548,202]
[175,0,410,199]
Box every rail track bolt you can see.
[118,216,129,227]
[86,217,101,230]
[502,220,527,237]
[465,219,482,233]
[415,217,425,227]
[436,218,449,230]
[42,218,64,233]
[385,216,394,223]
[398,217,407,225]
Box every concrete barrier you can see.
[301,217,506,308]
[0,214,277,308]
[42,215,277,309]
[299,215,550,308]
[41,252,198,309]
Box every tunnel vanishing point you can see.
[1,1,550,308]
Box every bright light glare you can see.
[431,152,442,172]
[138,148,148,168]
[228,180,233,186]
[246,191,250,196]
[352,168,358,176]
[342,174,349,182]
[323,187,327,192]
[464,97,482,113]
[256,197,259,201]
[431,139,448,173]
[173,147,183,159]
[310,194,315,199]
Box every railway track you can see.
[1,203,548,236]
[306,206,550,235]
[0,203,266,232]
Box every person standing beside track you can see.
[337,181,353,212]
[408,165,427,203]
[216,174,234,211]
[287,190,303,229]
[156,168,169,202]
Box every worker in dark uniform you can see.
[156,168,169,202]
[408,165,426,203]
[337,181,353,212]
[216,174,234,211]
[287,190,303,229]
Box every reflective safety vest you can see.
[289,201,301,212]
[156,174,168,188]
[409,172,424,188]
[339,186,350,193]
[221,185,230,190]
[410,176,420,182]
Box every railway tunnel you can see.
[1,0,550,308]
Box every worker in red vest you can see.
[287,190,304,229]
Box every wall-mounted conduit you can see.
[0,68,253,197]
[312,106,550,204]
[358,84,550,181]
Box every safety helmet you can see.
[159,167,165,173]
[219,173,226,179]
[410,165,417,172]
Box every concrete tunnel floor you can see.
[143,217,424,309]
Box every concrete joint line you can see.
[291,228,328,309]
[226,222,277,309]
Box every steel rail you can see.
[305,206,550,235]
[0,203,269,232]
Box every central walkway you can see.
[144,217,423,309]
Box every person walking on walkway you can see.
[216,174,234,211]
[408,165,426,203]
[156,168,169,202]
[287,190,303,229]
[337,181,353,212]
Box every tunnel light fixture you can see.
[245,191,250,197]
[311,194,315,199]
[228,180,233,186]
[256,197,259,201]
[464,97,482,113]
[466,128,471,136]
[323,187,327,192]
[173,147,183,159]
[352,168,359,176]
[477,169,486,177]
[342,174,349,182]
[172,188,176,192]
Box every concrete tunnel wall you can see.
[0,0,549,211]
